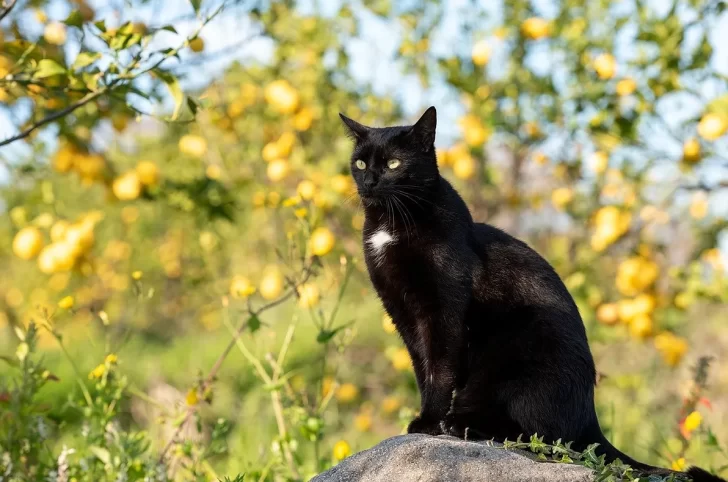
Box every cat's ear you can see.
[410,106,437,147]
[339,113,370,141]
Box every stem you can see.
[53,335,95,409]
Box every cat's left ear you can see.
[409,106,437,148]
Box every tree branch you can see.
[0,0,18,23]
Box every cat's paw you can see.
[440,412,473,439]
[407,416,444,436]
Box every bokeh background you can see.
[1,0,728,480]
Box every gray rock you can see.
[312,434,594,482]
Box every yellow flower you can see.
[682,138,701,164]
[452,154,477,180]
[596,303,619,325]
[89,364,106,379]
[654,332,688,367]
[297,180,317,201]
[672,458,686,471]
[684,411,702,432]
[179,135,208,157]
[259,269,284,300]
[44,22,67,45]
[332,440,351,461]
[471,39,492,66]
[628,314,653,340]
[521,17,550,40]
[331,175,353,195]
[58,296,74,310]
[382,314,397,334]
[616,256,659,296]
[298,283,320,308]
[186,388,199,406]
[105,353,118,364]
[697,113,727,141]
[136,161,160,186]
[267,159,290,182]
[335,383,359,403]
[354,412,372,432]
[593,53,617,80]
[458,114,490,147]
[690,193,709,219]
[13,227,44,260]
[112,172,142,201]
[309,227,335,256]
[321,376,334,398]
[391,348,412,371]
[381,396,401,415]
[264,80,299,114]
[551,187,574,210]
[131,271,143,280]
[293,107,315,131]
[590,151,609,174]
[230,275,256,298]
[615,78,637,96]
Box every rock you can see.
[312,434,594,482]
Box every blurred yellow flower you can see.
[206,164,222,180]
[136,161,160,186]
[690,193,709,219]
[293,107,315,131]
[58,296,74,310]
[697,113,727,141]
[381,396,401,415]
[551,187,573,211]
[654,332,688,367]
[683,411,702,432]
[179,134,208,157]
[112,172,142,201]
[593,53,617,79]
[297,180,317,200]
[230,275,256,299]
[186,388,199,406]
[596,303,619,325]
[13,227,44,260]
[264,80,299,114]
[259,269,284,300]
[298,283,320,308]
[309,227,335,256]
[682,138,701,164]
[44,22,67,45]
[336,383,359,403]
[391,348,412,371]
[332,440,351,461]
[471,39,492,66]
[331,174,353,195]
[267,159,290,182]
[382,313,397,334]
[88,364,106,379]
[354,412,372,432]
[131,271,143,280]
[616,256,659,296]
[452,154,476,180]
[615,78,637,96]
[321,376,334,398]
[105,353,118,364]
[521,17,550,40]
[458,114,489,147]
[628,314,653,340]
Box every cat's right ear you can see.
[339,113,370,141]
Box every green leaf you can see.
[316,321,353,344]
[94,20,107,32]
[64,10,84,28]
[34,59,66,79]
[160,25,178,34]
[248,315,260,333]
[187,96,199,116]
[158,72,184,120]
[73,52,101,70]
[89,446,111,465]
[190,0,202,13]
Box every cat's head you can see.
[339,106,439,204]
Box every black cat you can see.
[339,106,725,482]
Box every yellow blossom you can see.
[335,383,359,403]
[89,364,106,379]
[332,440,351,461]
[105,353,118,364]
[186,388,199,406]
[683,411,702,432]
[58,296,74,310]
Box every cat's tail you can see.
[591,430,726,482]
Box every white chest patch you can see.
[367,229,395,254]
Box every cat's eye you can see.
[387,159,401,169]
[355,160,366,170]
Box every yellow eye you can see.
[387,159,401,169]
[355,160,366,170]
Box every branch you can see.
[0,0,18,22]
[158,263,315,462]
[0,90,105,148]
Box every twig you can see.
[158,264,314,462]
[0,91,104,148]
[0,0,18,22]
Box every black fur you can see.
[340,106,725,482]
